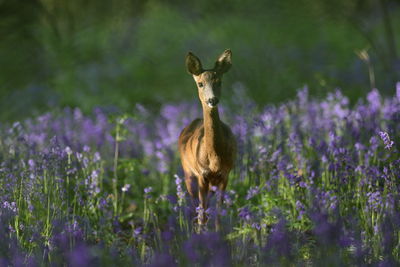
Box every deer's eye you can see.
[198,82,204,88]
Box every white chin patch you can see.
[207,103,215,108]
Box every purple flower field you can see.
[1,86,400,266]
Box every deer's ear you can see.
[186,52,203,75]
[214,49,232,74]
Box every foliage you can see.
[1,84,400,265]
[1,0,399,120]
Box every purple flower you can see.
[355,142,365,152]
[223,191,235,207]
[245,186,259,200]
[144,187,153,198]
[369,136,379,153]
[2,201,17,213]
[76,152,83,161]
[68,244,91,267]
[251,222,261,230]
[28,159,35,170]
[367,89,381,112]
[174,175,182,185]
[65,146,72,156]
[296,200,306,219]
[311,212,342,245]
[195,206,205,219]
[238,207,252,221]
[299,181,308,188]
[366,191,382,212]
[379,131,394,150]
[133,227,142,237]
[183,232,230,266]
[297,86,308,106]
[93,152,101,162]
[264,219,292,257]
[174,174,185,205]
[144,187,153,194]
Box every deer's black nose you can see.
[207,97,219,107]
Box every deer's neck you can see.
[202,105,222,156]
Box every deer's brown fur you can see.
[178,50,236,226]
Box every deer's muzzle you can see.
[207,97,219,108]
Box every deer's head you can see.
[186,50,232,108]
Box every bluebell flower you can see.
[379,131,394,150]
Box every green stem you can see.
[113,122,120,216]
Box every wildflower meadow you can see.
[1,84,400,266]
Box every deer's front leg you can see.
[215,179,228,231]
[197,179,209,225]
[184,174,199,209]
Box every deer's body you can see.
[178,50,236,226]
[179,111,236,189]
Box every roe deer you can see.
[178,49,237,228]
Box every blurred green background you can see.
[1,0,399,121]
